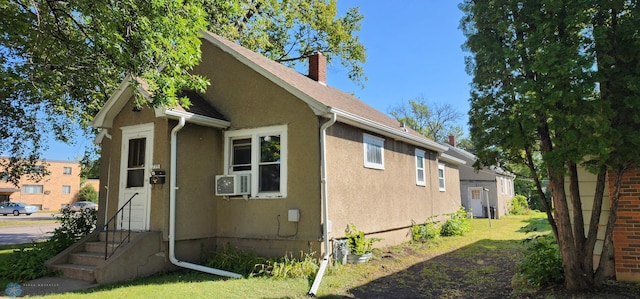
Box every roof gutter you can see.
[169,116,242,279]
[161,108,230,128]
[308,112,337,296]
[329,108,448,153]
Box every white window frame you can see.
[62,185,71,194]
[363,133,384,170]
[415,149,426,186]
[438,163,446,191]
[224,125,288,199]
[63,167,72,175]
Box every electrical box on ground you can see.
[288,209,300,222]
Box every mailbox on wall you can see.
[150,170,166,185]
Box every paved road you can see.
[0,214,60,245]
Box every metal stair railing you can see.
[103,192,138,260]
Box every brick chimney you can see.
[308,52,327,85]
[448,135,457,147]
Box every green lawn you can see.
[12,212,548,298]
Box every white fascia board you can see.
[200,32,329,116]
[91,76,135,129]
[161,108,230,129]
[93,129,107,145]
[439,153,467,166]
[330,108,448,153]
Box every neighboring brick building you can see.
[612,168,640,282]
[0,158,81,211]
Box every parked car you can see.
[69,201,98,212]
[0,202,39,216]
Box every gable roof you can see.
[91,76,230,131]
[201,31,447,153]
[92,31,447,153]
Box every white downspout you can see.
[308,112,337,296]
[103,130,112,225]
[169,116,242,279]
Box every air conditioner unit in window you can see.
[215,174,250,196]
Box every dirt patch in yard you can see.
[336,239,640,299]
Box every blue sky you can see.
[44,1,471,161]
[330,1,471,118]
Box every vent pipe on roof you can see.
[308,52,327,85]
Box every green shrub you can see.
[0,208,97,281]
[509,195,530,215]
[205,243,266,277]
[515,234,563,289]
[411,218,440,242]
[205,244,320,279]
[256,251,319,280]
[78,184,98,203]
[440,207,471,237]
[345,224,381,255]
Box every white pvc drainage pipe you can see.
[308,112,337,296]
[169,116,242,279]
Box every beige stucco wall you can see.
[191,40,323,257]
[170,122,221,241]
[325,122,462,247]
[98,99,171,232]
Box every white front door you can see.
[468,187,484,217]
[118,123,154,231]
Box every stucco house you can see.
[441,136,515,219]
[47,31,465,286]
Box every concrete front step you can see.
[69,252,105,267]
[84,241,130,256]
[51,264,96,282]
[99,231,139,243]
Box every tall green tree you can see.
[388,97,469,145]
[203,0,366,84]
[461,0,640,290]
[0,0,365,183]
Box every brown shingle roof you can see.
[202,31,445,152]
[175,90,227,121]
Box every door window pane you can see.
[127,138,146,188]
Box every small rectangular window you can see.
[22,185,44,194]
[63,167,72,175]
[62,185,71,194]
[415,149,426,186]
[471,188,481,200]
[438,163,446,191]
[231,138,252,172]
[363,133,384,169]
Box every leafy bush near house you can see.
[78,184,98,203]
[205,244,319,279]
[509,195,530,215]
[440,207,472,237]
[411,217,441,242]
[513,234,563,289]
[0,208,97,281]
[345,224,381,255]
